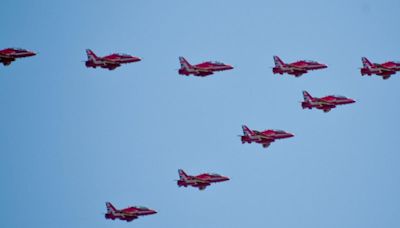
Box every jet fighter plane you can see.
[178,56,233,77]
[0,48,36,66]
[104,202,156,222]
[301,91,355,113]
[85,49,141,70]
[240,125,294,148]
[272,56,327,77]
[360,57,400,80]
[177,169,229,190]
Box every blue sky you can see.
[1,0,400,227]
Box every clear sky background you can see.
[1,0,400,228]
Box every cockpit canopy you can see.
[210,61,224,65]
[272,129,285,133]
[333,95,346,98]
[116,53,131,57]
[137,206,149,210]
[12,48,27,51]
[207,173,221,176]
[305,60,317,63]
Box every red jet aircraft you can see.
[301,91,355,113]
[0,48,36,66]
[178,56,233,77]
[105,202,156,222]
[272,56,327,77]
[360,57,400,80]
[177,169,229,190]
[241,125,294,149]
[85,49,141,70]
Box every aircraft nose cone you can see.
[321,64,328,68]
[226,65,234,70]
[223,176,230,181]
[149,210,157,214]
[287,133,295,138]
[349,99,356,103]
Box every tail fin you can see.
[106,202,117,214]
[302,91,313,102]
[178,169,189,181]
[179,57,192,70]
[242,125,253,136]
[361,57,373,69]
[86,49,98,61]
[273,56,285,67]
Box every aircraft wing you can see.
[290,66,306,71]
[194,178,211,185]
[99,59,121,70]
[100,57,121,66]
[195,68,214,76]
[319,101,335,106]
[199,72,213,76]
[375,64,392,70]
[257,133,274,141]
[379,67,396,73]
[287,67,307,76]
[314,102,335,112]
[315,98,335,106]
[122,212,138,219]
[287,64,308,71]
[104,60,121,67]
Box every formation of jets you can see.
[2,47,398,81]
[2,46,395,223]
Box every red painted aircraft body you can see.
[272,56,327,77]
[0,48,36,66]
[104,202,156,222]
[177,169,229,190]
[241,125,294,148]
[178,56,233,77]
[360,57,400,80]
[301,91,355,113]
[85,49,141,70]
